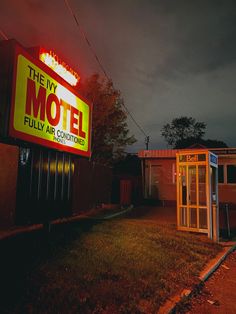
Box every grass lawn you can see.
[0,213,222,314]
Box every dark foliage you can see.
[78,74,136,165]
[161,116,206,148]
[175,137,228,149]
[161,116,227,148]
[113,154,141,176]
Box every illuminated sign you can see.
[179,154,206,163]
[186,154,198,162]
[180,154,198,162]
[39,48,80,86]
[210,154,217,165]
[9,45,91,157]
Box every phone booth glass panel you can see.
[176,150,218,241]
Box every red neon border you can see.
[9,43,92,157]
[39,47,80,86]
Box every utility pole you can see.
[145,136,150,150]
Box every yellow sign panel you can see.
[10,50,91,157]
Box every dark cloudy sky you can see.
[1,0,236,152]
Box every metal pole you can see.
[212,203,219,242]
[225,203,231,239]
[145,136,150,150]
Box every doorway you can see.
[144,163,163,199]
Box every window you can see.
[227,165,236,184]
[218,165,224,183]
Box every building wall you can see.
[143,155,236,207]
[0,142,112,227]
[218,155,236,206]
[0,143,19,228]
[15,147,74,224]
[219,184,236,206]
[144,158,176,202]
[112,175,143,205]
[72,158,112,213]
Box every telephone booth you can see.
[176,150,219,241]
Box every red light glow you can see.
[39,49,80,86]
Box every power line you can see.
[122,103,148,138]
[64,0,149,140]
[64,0,108,79]
[0,6,149,143]
[0,29,8,40]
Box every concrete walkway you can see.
[183,249,236,314]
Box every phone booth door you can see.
[176,150,218,241]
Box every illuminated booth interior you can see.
[176,150,218,241]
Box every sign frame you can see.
[9,43,92,157]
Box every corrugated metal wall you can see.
[16,146,74,224]
[15,146,112,225]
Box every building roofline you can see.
[138,148,236,159]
